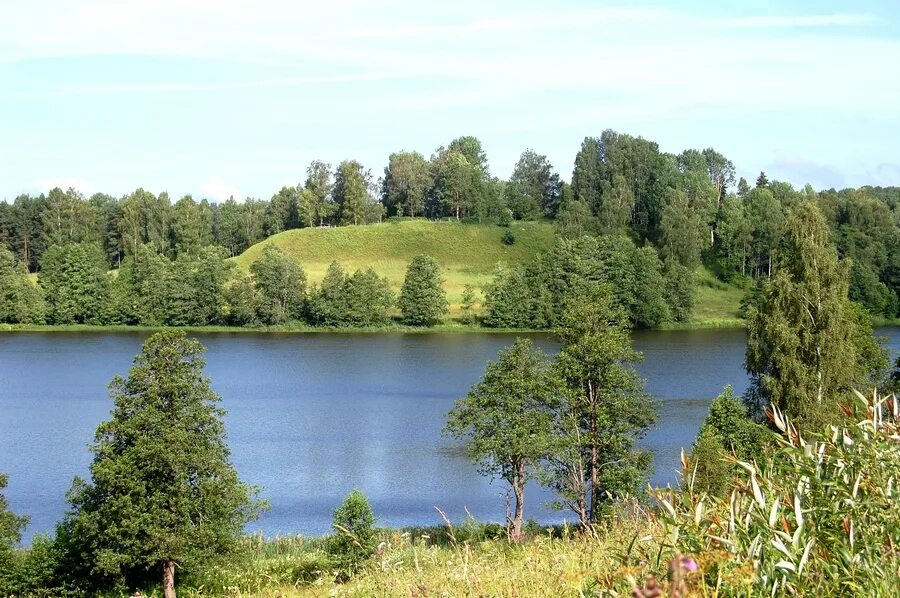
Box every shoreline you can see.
[4,318,897,335]
[0,320,750,335]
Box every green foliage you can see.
[483,235,671,329]
[505,149,561,219]
[501,230,516,245]
[554,198,595,239]
[662,258,694,323]
[329,490,377,576]
[849,260,897,318]
[497,207,513,227]
[105,243,176,325]
[307,261,394,327]
[687,386,768,497]
[0,473,28,592]
[334,160,373,226]
[250,245,307,324]
[547,285,658,526]
[459,284,478,324]
[0,247,45,323]
[59,331,264,592]
[445,338,563,537]
[660,390,900,596]
[482,265,551,329]
[223,273,261,326]
[398,254,448,326]
[169,246,232,326]
[745,202,888,431]
[39,242,109,324]
[381,151,431,218]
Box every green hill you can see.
[234,219,745,324]
[233,219,557,315]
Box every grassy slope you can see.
[234,220,746,326]
[233,220,557,316]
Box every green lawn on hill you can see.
[233,219,745,325]
[233,219,557,316]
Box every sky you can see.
[1,0,899,202]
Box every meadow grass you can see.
[690,266,746,324]
[232,219,748,325]
[174,517,669,598]
[232,219,557,316]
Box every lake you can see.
[1,328,897,543]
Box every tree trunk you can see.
[162,560,176,598]
[511,460,526,541]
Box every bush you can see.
[660,390,900,595]
[329,490,377,577]
[502,230,516,245]
[687,386,768,497]
[497,208,513,227]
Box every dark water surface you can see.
[2,328,897,542]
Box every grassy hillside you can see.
[234,219,556,316]
[233,219,745,325]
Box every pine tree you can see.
[398,254,448,326]
[61,331,263,597]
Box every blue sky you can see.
[1,0,898,202]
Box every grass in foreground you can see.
[175,517,668,598]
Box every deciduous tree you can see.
[446,338,563,539]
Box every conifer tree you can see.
[61,331,262,598]
[398,254,448,326]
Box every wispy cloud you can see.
[715,13,874,29]
[48,71,417,97]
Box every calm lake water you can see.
[2,328,898,543]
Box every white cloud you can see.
[200,176,241,201]
[715,13,874,29]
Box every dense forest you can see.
[1,130,899,328]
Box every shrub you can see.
[501,230,516,245]
[329,490,377,576]
[659,390,900,595]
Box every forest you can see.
[2,130,899,329]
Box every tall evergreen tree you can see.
[39,242,109,324]
[60,331,262,597]
[398,254,448,326]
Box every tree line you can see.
[448,198,891,540]
[3,130,897,318]
[0,244,449,328]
